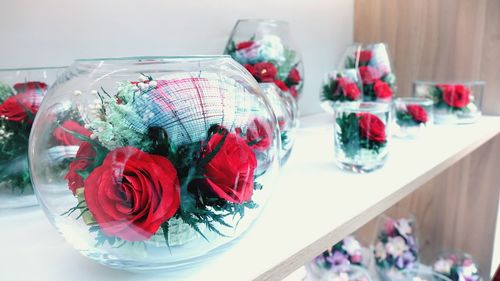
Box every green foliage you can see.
[321,76,354,103]
[336,113,386,158]
[395,110,419,127]
[0,82,13,102]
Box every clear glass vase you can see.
[413,81,483,124]
[259,83,298,166]
[399,264,452,281]
[320,69,363,113]
[28,56,280,271]
[339,43,396,103]
[373,209,419,281]
[393,97,434,139]
[224,19,304,99]
[334,102,390,173]
[0,66,65,209]
[432,252,483,281]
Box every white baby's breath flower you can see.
[395,219,412,235]
[385,236,409,257]
[342,236,362,256]
[375,241,387,260]
[433,258,453,274]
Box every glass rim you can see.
[75,55,232,63]
[413,80,485,86]
[236,18,289,25]
[0,65,67,72]
[334,101,390,112]
[394,97,434,104]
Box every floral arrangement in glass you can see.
[224,19,304,99]
[29,57,279,271]
[320,69,363,112]
[399,265,452,281]
[340,43,396,102]
[334,102,389,173]
[433,253,482,281]
[413,81,483,124]
[0,66,65,208]
[393,98,433,139]
[374,216,418,281]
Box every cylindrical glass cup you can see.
[413,81,483,124]
[28,56,280,271]
[320,69,363,113]
[393,97,434,139]
[0,66,65,209]
[259,83,298,166]
[334,102,390,173]
[373,208,419,281]
[432,252,483,281]
[338,42,396,103]
[224,19,304,100]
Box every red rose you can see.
[243,64,257,77]
[13,81,48,95]
[406,104,428,123]
[65,142,96,194]
[356,50,372,64]
[54,120,92,146]
[358,66,381,84]
[253,62,278,82]
[203,131,257,204]
[0,93,40,122]
[289,86,298,99]
[373,80,393,99]
[342,82,361,101]
[245,117,273,152]
[274,79,289,92]
[84,147,180,241]
[286,68,301,86]
[357,113,386,143]
[277,117,286,131]
[439,84,470,108]
[236,41,254,50]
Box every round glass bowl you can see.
[432,252,483,281]
[0,66,65,209]
[373,209,419,281]
[334,102,390,173]
[413,81,483,124]
[224,19,304,99]
[320,69,363,113]
[393,97,434,139]
[28,56,280,271]
[259,83,298,166]
[397,265,452,281]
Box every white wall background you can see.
[0,0,353,115]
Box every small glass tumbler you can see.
[338,42,396,103]
[373,208,419,281]
[413,81,483,124]
[432,252,483,281]
[334,102,390,173]
[393,97,434,139]
[320,69,363,113]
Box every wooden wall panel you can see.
[354,0,499,114]
[355,136,500,278]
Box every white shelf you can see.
[2,114,500,281]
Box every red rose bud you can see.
[243,64,257,77]
[358,66,382,84]
[406,104,428,123]
[439,84,470,109]
[253,62,278,82]
[65,142,95,194]
[13,81,48,95]
[274,79,289,92]
[236,41,254,50]
[84,147,180,241]
[286,68,301,86]
[246,117,273,152]
[203,131,257,204]
[373,80,393,99]
[356,50,372,64]
[342,82,361,101]
[357,113,386,143]
[54,120,92,146]
[0,93,40,122]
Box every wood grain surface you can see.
[354,0,500,114]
